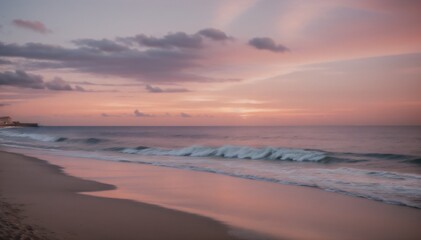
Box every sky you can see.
[0,0,420,126]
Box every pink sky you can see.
[0,0,420,125]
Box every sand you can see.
[39,152,421,240]
[0,150,239,240]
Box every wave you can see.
[110,145,328,162]
[407,158,421,165]
[84,138,103,144]
[105,146,148,152]
[0,131,61,142]
[357,153,412,160]
[367,170,421,180]
[0,130,105,144]
[2,127,419,165]
[347,152,421,165]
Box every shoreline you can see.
[0,150,240,240]
[2,148,421,240]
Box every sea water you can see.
[0,126,420,208]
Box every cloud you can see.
[0,59,13,65]
[129,32,203,49]
[74,85,85,91]
[72,39,129,52]
[197,28,232,41]
[248,37,289,53]
[0,103,10,107]
[0,70,84,91]
[0,32,238,84]
[0,41,197,82]
[101,113,122,117]
[45,77,74,91]
[12,19,51,34]
[134,109,153,117]
[179,112,191,118]
[123,28,231,49]
[0,70,44,89]
[145,84,189,93]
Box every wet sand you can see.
[43,153,421,240]
[0,150,239,240]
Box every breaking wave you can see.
[0,131,61,142]
[111,145,328,162]
[0,130,104,144]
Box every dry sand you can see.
[0,150,239,240]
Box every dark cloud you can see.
[45,77,73,91]
[0,59,12,65]
[12,19,51,34]
[0,29,237,84]
[0,37,237,83]
[0,42,83,61]
[134,109,153,117]
[124,28,230,50]
[72,39,129,52]
[0,103,10,107]
[129,32,203,49]
[0,70,44,89]
[179,112,191,118]
[145,85,164,93]
[68,80,138,87]
[0,41,196,81]
[248,37,289,53]
[145,84,189,93]
[0,43,197,81]
[197,28,231,41]
[0,70,84,91]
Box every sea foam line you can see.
[116,145,327,162]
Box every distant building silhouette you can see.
[0,116,12,125]
[0,116,38,127]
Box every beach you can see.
[1,149,421,240]
[1,1,420,238]
[0,150,238,240]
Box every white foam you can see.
[0,131,59,142]
[121,145,327,162]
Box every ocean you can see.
[0,126,420,208]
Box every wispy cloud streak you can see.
[145,84,189,93]
[12,19,51,34]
